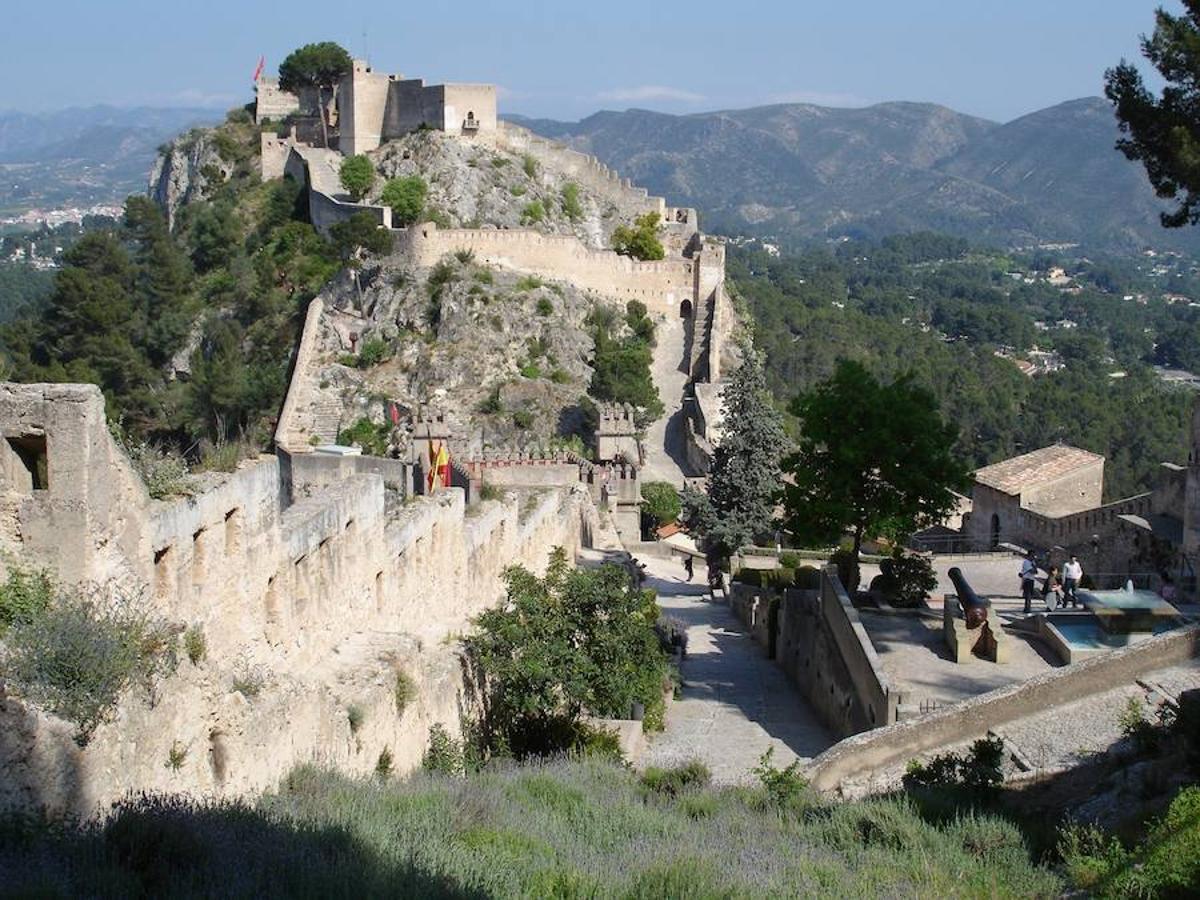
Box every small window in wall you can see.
[192,527,206,583]
[154,545,172,600]
[7,435,48,491]
[374,571,384,612]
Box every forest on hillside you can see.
[733,234,1197,500]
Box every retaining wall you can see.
[806,623,1200,795]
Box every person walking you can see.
[683,555,694,582]
[1063,555,1083,608]
[1020,552,1039,615]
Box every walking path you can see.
[640,315,697,487]
[639,555,834,782]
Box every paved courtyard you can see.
[639,555,833,782]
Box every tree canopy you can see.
[782,360,969,589]
[338,155,375,202]
[683,352,788,563]
[466,548,668,757]
[380,176,428,226]
[1106,3,1200,227]
[277,42,352,147]
[612,212,665,261]
[329,212,394,263]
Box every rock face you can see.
[148,130,232,229]
[301,254,631,449]
[369,131,651,250]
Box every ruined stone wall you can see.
[496,123,664,218]
[394,224,694,316]
[254,77,300,123]
[284,148,391,236]
[0,384,598,818]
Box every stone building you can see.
[255,58,497,155]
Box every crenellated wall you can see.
[0,383,599,818]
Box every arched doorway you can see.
[680,298,693,319]
[990,513,1001,549]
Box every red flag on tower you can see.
[252,56,265,83]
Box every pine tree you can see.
[683,351,788,563]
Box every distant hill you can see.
[508,97,1197,254]
[0,106,219,216]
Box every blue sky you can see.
[0,0,1179,121]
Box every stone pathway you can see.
[641,315,696,487]
[639,555,834,782]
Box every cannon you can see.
[948,566,990,629]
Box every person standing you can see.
[683,555,694,582]
[1063,555,1083,608]
[1042,565,1065,609]
[1020,552,1039,615]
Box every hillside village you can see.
[3,39,1200,896]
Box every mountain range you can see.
[510,97,1196,255]
[0,106,218,216]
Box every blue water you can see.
[1050,615,1179,651]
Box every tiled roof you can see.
[973,444,1103,495]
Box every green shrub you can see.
[520,201,546,225]
[477,387,503,415]
[641,760,711,797]
[794,566,822,590]
[423,723,466,775]
[779,551,802,569]
[518,361,542,379]
[124,439,193,500]
[337,418,391,457]
[473,268,494,285]
[379,176,427,225]
[394,671,416,715]
[873,551,937,607]
[561,183,583,221]
[611,212,665,261]
[522,154,539,178]
[903,736,1004,792]
[347,704,365,734]
[354,338,391,368]
[535,297,553,316]
[338,154,375,201]
[641,481,682,528]
[512,410,534,430]
[0,566,53,635]
[183,625,207,665]
[375,746,394,780]
[231,658,267,698]
[753,747,808,808]
[514,275,544,292]
[166,742,187,772]
[479,482,505,502]
[5,587,176,744]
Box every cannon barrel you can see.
[948,567,990,612]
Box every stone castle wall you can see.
[394,224,695,316]
[0,383,598,818]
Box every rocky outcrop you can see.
[148,131,233,229]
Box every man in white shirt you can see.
[1063,555,1083,608]
[1020,552,1039,614]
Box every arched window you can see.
[680,298,693,319]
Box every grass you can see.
[394,671,416,715]
[347,704,366,734]
[183,624,206,665]
[0,758,1063,897]
[231,658,268,699]
[166,742,188,772]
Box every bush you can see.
[375,746,393,779]
[535,297,553,316]
[512,410,534,430]
[641,760,711,797]
[522,154,538,178]
[561,183,583,221]
[0,566,53,635]
[5,587,176,744]
[423,723,466,775]
[119,435,193,500]
[166,742,188,772]
[394,671,416,714]
[903,736,1004,792]
[380,176,427,226]
[1060,786,1200,897]
[873,551,937,607]
[338,155,375,201]
[466,549,668,758]
[520,201,545,225]
[231,657,268,698]
[754,747,808,808]
[611,212,665,261]
[779,551,802,569]
[337,418,391,457]
[183,625,207,665]
[354,338,391,368]
[479,482,505,502]
[347,704,365,734]
[641,481,682,528]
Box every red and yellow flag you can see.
[426,441,450,492]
